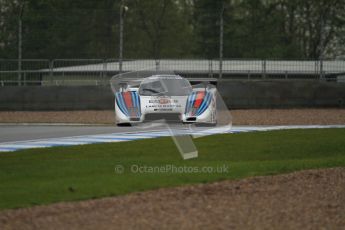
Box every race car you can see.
[114,75,217,126]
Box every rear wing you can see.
[110,76,218,93]
[114,77,218,88]
[187,78,218,87]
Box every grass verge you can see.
[0,128,344,210]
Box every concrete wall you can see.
[218,80,345,109]
[0,81,344,111]
[0,86,114,111]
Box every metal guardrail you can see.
[1,59,345,86]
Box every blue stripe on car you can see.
[196,92,208,115]
[131,91,141,117]
[116,91,141,118]
[186,91,212,116]
[115,95,126,115]
[116,92,129,116]
[188,92,196,113]
[130,91,137,116]
[115,93,126,116]
[130,91,135,108]
[196,92,212,116]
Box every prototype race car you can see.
[114,75,217,126]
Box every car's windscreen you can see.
[139,78,192,96]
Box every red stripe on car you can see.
[123,91,133,108]
[193,91,205,108]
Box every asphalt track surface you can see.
[0,125,138,143]
[1,124,345,152]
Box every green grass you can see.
[0,128,345,210]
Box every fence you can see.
[1,59,345,86]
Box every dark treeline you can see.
[0,0,344,59]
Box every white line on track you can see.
[0,125,344,153]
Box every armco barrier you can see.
[0,81,344,111]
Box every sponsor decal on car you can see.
[148,97,179,104]
[159,98,170,104]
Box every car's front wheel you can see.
[116,123,132,127]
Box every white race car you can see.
[114,75,217,126]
